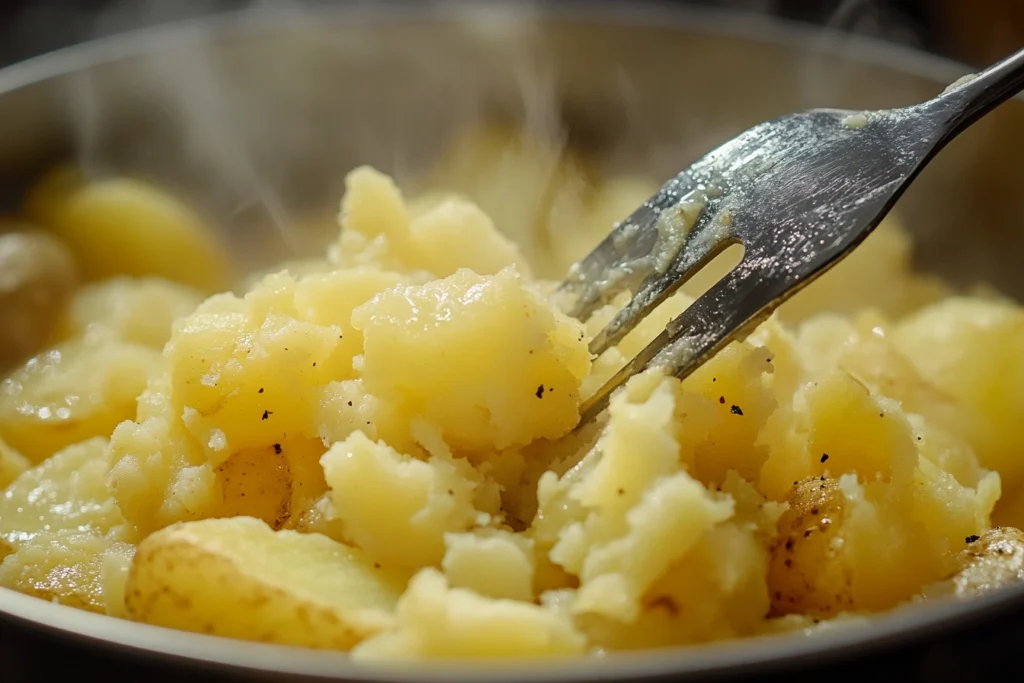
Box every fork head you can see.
[557,103,948,424]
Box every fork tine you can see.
[588,235,737,357]
[577,264,784,425]
[555,175,709,322]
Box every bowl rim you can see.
[0,1,1015,681]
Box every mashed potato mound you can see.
[1,131,1021,659]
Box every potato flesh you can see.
[1,131,1023,659]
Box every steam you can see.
[58,0,572,271]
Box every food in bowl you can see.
[1,126,1023,659]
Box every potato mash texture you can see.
[1,129,1022,660]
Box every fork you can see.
[557,47,1024,426]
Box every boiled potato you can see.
[0,229,79,372]
[0,438,125,555]
[125,517,405,650]
[0,330,161,462]
[58,276,204,348]
[924,527,1024,598]
[335,167,530,279]
[352,267,591,452]
[3,153,1024,662]
[353,569,586,659]
[22,167,232,291]
[0,529,134,613]
[321,432,477,571]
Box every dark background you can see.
[1,0,1023,70]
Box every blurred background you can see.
[1,0,1023,70]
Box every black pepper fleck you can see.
[966,535,980,544]
[803,529,812,538]
[347,401,353,407]
[730,405,744,416]
[262,410,272,420]
[820,453,829,463]
[273,444,282,454]
[536,384,545,399]
[258,388,264,394]
[719,396,726,404]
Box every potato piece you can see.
[352,267,590,452]
[168,269,405,461]
[406,197,531,279]
[125,517,404,650]
[0,330,161,462]
[0,436,29,490]
[0,230,79,372]
[59,276,203,348]
[543,372,735,624]
[106,373,219,537]
[768,476,852,617]
[321,432,478,571]
[0,529,134,613]
[353,569,586,659]
[442,530,535,602]
[213,438,327,530]
[0,438,124,553]
[22,168,232,291]
[893,298,1024,497]
[925,527,1024,598]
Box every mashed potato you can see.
[0,127,1021,659]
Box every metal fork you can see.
[558,47,1024,426]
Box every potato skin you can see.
[940,527,1024,597]
[768,476,853,618]
[124,517,403,650]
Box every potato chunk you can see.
[321,432,477,571]
[22,167,232,291]
[0,438,124,553]
[167,269,405,462]
[894,298,1024,501]
[353,569,586,660]
[59,276,203,348]
[442,529,535,602]
[125,517,404,650]
[926,527,1024,598]
[352,267,590,451]
[0,331,161,462]
[0,529,134,613]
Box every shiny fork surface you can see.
[558,47,1024,426]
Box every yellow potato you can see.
[353,569,586,660]
[58,276,204,348]
[893,298,1024,500]
[0,436,29,490]
[0,438,124,554]
[22,167,232,292]
[125,517,405,650]
[0,330,161,462]
[0,529,134,613]
[167,269,407,463]
[441,529,535,602]
[352,267,591,452]
[925,527,1024,598]
[768,476,852,617]
[213,437,327,530]
[321,432,478,571]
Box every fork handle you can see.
[933,47,1024,139]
